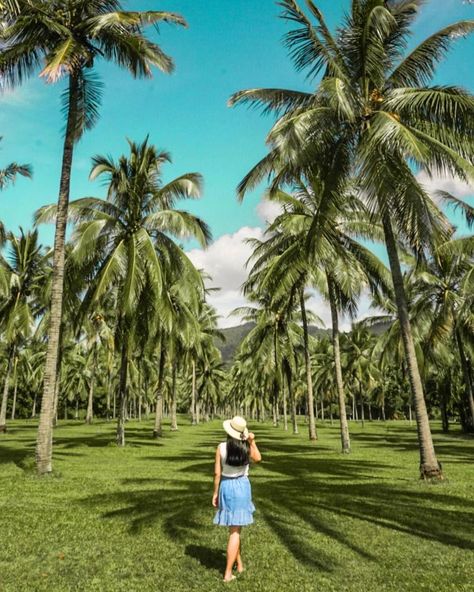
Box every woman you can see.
[212,415,262,582]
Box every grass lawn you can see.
[0,418,473,592]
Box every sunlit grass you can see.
[0,418,472,592]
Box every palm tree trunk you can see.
[138,363,142,422]
[359,383,365,428]
[196,400,200,424]
[272,326,280,428]
[191,358,197,425]
[36,72,79,474]
[106,358,112,420]
[85,346,97,424]
[52,374,60,428]
[455,329,474,431]
[116,338,129,446]
[272,384,278,427]
[328,278,350,453]
[300,290,317,440]
[85,378,94,424]
[10,355,18,421]
[153,348,166,438]
[31,393,37,419]
[440,377,449,433]
[285,363,298,434]
[170,362,178,431]
[282,376,288,431]
[106,383,111,420]
[382,213,442,479]
[0,346,14,432]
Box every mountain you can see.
[216,321,390,365]
[216,322,330,365]
[216,322,255,364]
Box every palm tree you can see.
[151,273,203,437]
[37,138,210,447]
[82,311,113,424]
[411,230,474,431]
[241,177,390,450]
[233,292,304,430]
[342,325,380,425]
[186,302,224,425]
[229,0,474,478]
[0,229,47,431]
[0,138,32,244]
[0,0,187,473]
[195,346,226,420]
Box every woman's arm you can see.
[212,446,221,507]
[248,432,262,463]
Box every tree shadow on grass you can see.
[254,475,474,556]
[350,432,474,463]
[80,479,210,537]
[0,443,33,467]
[52,427,164,449]
[74,422,474,574]
[184,545,225,573]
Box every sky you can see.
[0,0,473,328]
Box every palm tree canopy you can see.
[0,0,187,138]
[35,138,211,326]
[0,228,49,344]
[230,0,474,253]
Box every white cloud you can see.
[256,199,281,224]
[416,170,474,199]
[187,225,378,330]
[187,226,264,327]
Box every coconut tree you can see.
[243,240,324,439]
[242,174,390,450]
[233,292,304,430]
[186,302,224,425]
[0,0,188,473]
[0,229,48,431]
[230,0,474,478]
[195,345,226,420]
[342,325,381,425]
[82,311,113,424]
[37,138,210,447]
[151,272,203,437]
[61,344,89,420]
[411,230,474,431]
[0,138,32,244]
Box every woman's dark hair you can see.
[226,436,250,466]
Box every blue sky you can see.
[0,0,473,325]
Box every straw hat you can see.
[223,416,249,441]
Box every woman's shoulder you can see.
[218,441,227,454]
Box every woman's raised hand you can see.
[248,432,255,442]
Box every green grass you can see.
[0,418,473,592]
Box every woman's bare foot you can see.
[236,561,245,574]
[223,574,236,583]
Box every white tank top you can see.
[219,441,249,478]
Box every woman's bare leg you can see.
[224,526,241,581]
[236,538,244,573]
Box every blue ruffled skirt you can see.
[213,476,255,526]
